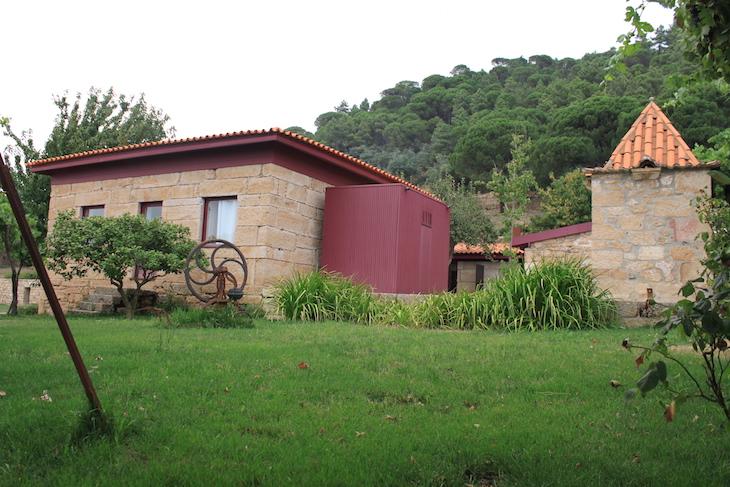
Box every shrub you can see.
[271,260,615,330]
[170,304,254,328]
[2,269,38,279]
[17,304,38,315]
[477,258,618,331]
[272,270,374,322]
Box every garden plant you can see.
[621,171,730,424]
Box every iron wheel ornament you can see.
[184,239,248,307]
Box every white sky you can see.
[1,0,675,153]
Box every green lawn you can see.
[1,314,728,486]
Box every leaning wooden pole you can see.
[0,155,104,414]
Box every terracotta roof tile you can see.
[604,98,701,170]
[453,242,523,255]
[27,127,436,199]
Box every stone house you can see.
[514,99,717,316]
[28,128,442,312]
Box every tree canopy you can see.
[1,87,175,240]
[44,212,197,318]
[309,27,728,189]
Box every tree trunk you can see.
[112,281,135,320]
[3,225,19,316]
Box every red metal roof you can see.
[603,98,700,170]
[28,127,436,198]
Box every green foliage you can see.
[425,171,497,247]
[486,135,537,238]
[170,304,254,329]
[0,194,38,315]
[527,169,592,233]
[614,1,730,84]
[44,211,197,319]
[1,86,174,242]
[621,177,730,423]
[44,87,175,158]
[312,27,728,190]
[272,269,375,323]
[414,259,616,331]
[272,259,616,331]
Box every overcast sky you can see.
[2,0,675,153]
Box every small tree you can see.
[527,169,592,233]
[44,211,197,319]
[426,169,497,249]
[487,134,537,241]
[0,195,37,315]
[621,172,730,423]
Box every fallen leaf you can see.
[95,355,104,361]
[635,354,645,368]
[223,387,230,393]
[298,362,309,369]
[610,380,622,388]
[632,453,640,463]
[355,431,366,437]
[664,401,675,423]
[0,390,6,397]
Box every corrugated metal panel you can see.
[321,183,450,294]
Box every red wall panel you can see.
[321,184,450,294]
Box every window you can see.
[141,202,163,220]
[82,205,105,218]
[203,197,237,242]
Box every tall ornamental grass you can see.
[272,269,375,322]
[272,259,617,330]
[475,258,618,331]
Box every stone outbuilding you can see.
[515,99,718,315]
[28,128,447,312]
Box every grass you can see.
[1,314,729,486]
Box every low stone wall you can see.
[0,278,45,306]
[523,231,592,268]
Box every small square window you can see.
[141,202,163,220]
[203,197,237,242]
[82,205,105,218]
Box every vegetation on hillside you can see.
[305,26,729,189]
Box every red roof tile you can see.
[604,98,701,170]
[27,127,436,198]
[453,242,523,255]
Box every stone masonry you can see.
[587,166,709,307]
[44,163,328,311]
[523,231,592,268]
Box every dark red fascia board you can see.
[512,222,592,248]
[29,132,398,187]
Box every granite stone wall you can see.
[44,163,328,312]
[588,167,709,307]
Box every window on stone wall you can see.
[81,205,105,218]
[140,201,163,220]
[203,197,237,242]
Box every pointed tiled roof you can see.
[604,98,701,170]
